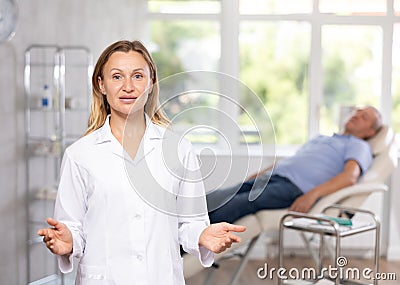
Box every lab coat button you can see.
[133,214,141,220]
[137,255,143,261]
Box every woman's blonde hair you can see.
[85,40,170,135]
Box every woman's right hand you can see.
[37,217,73,256]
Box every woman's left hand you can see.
[199,222,246,253]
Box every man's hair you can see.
[368,106,383,134]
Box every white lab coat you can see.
[55,114,213,285]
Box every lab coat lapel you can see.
[92,115,134,164]
[136,113,164,164]
[120,113,164,166]
[94,114,165,165]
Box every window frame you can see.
[146,0,398,150]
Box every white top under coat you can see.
[55,114,213,285]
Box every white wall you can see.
[0,42,21,285]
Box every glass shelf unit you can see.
[24,45,93,285]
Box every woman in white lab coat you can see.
[38,40,245,285]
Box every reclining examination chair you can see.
[183,125,397,285]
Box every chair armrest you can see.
[309,182,388,214]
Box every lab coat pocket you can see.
[77,264,114,285]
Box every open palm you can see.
[199,222,246,254]
[37,217,73,256]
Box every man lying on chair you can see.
[207,106,382,224]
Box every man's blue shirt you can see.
[273,134,373,193]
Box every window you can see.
[239,21,310,144]
[396,0,400,15]
[149,20,221,143]
[393,24,400,136]
[321,25,382,135]
[148,0,399,149]
[148,0,220,14]
[319,0,386,15]
[150,20,220,80]
[239,0,312,15]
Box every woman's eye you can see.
[133,74,143,80]
[112,74,122,80]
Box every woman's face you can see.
[98,51,152,119]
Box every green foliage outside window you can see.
[239,22,310,145]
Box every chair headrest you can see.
[359,124,397,183]
[366,125,394,156]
